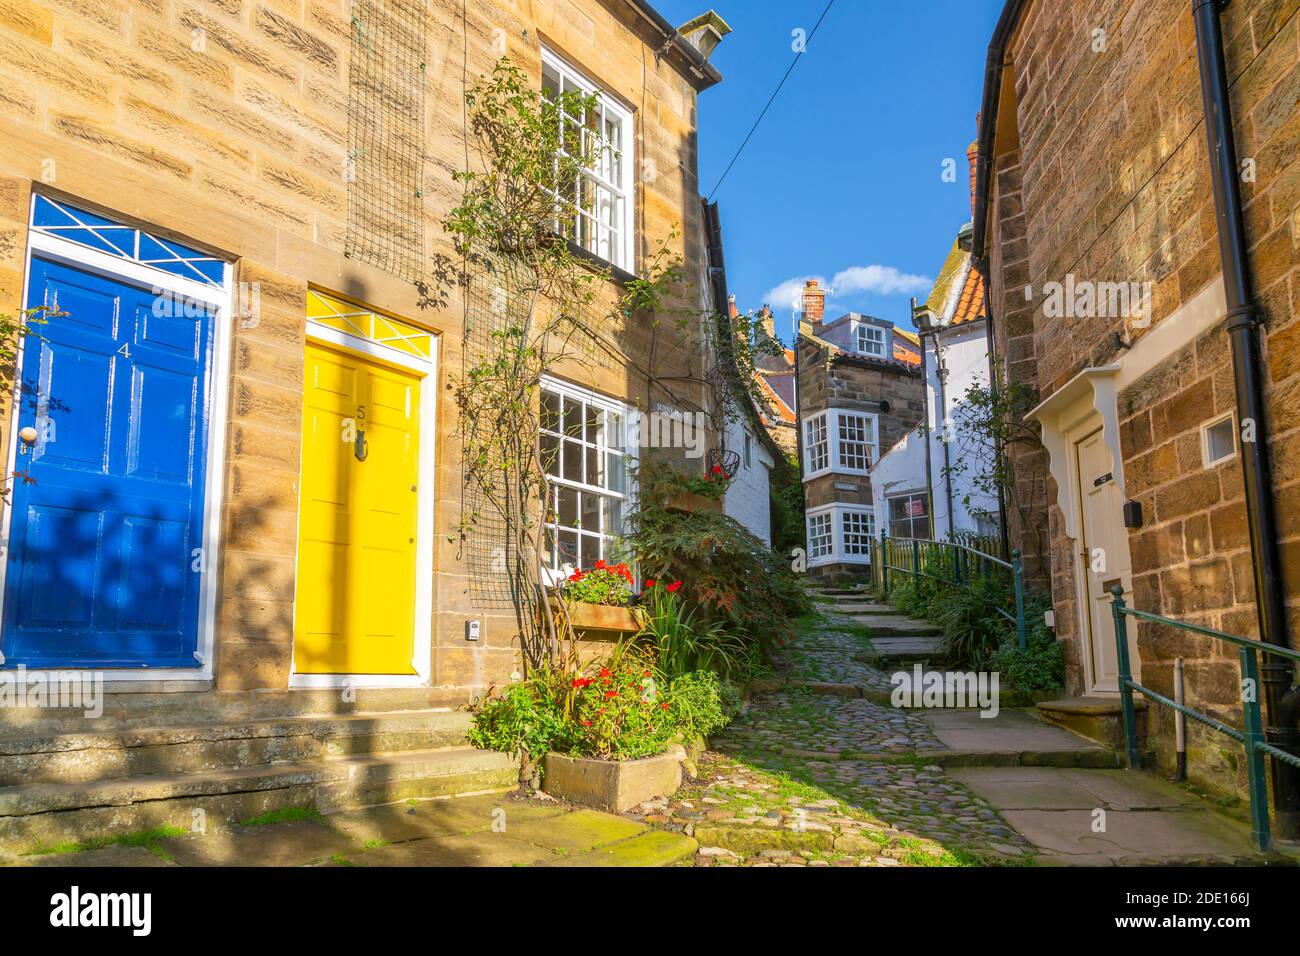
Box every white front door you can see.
[1075,427,1137,694]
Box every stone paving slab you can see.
[20,845,175,867]
[921,709,1102,753]
[950,767,1260,865]
[949,767,1201,811]
[161,820,354,867]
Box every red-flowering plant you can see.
[562,560,634,606]
[568,644,676,758]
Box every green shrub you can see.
[982,635,1064,693]
[468,646,732,763]
[628,459,812,646]
[665,670,729,742]
[466,678,574,759]
[638,581,760,680]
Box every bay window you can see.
[802,408,879,478]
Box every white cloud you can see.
[832,264,931,296]
[762,264,931,310]
[763,276,821,312]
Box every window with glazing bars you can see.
[807,511,834,559]
[804,413,829,475]
[540,384,627,574]
[541,50,632,271]
[837,412,875,471]
[842,509,875,556]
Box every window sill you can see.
[564,238,637,286]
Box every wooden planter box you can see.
[667,489,723,512]
[549,600,643,642]
[543,746,686,812]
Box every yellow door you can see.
[294,340,421,674]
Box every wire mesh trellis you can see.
[344,0,427,281]
[460,251,527,610]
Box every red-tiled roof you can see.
[951,264,985,326]
[754,372,796,423]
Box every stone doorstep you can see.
[0,686,474,733]
[0,710,476,786]
[0,747,520,855]
[0,747,517,817]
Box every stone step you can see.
[0,710,474,786]
[821,602,896,615]
[847,613,941,634]
[0,686,473,735]
[0,746,518,855]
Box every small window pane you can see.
[1205,416,1236,465]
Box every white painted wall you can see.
[724,414,775,546]
[870,321,1000,539]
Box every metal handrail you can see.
[871,531,1027,650]
[1110,585,1300,852]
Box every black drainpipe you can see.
[915,298,937,541]
[1193,0,1300,837]
[931,331,957,540]
[978,257,1013,559]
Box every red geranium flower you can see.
[667,580,682,593]
[711,465,722,475]
[605,690,617,699]
[594,559,607,570]
[660,702,669,710]
[644,579,655,588]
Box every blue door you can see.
[1,256,215,668]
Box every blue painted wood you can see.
[1,256,215,668]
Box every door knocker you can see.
[353,404,368,462]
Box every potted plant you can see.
[468,642,730,810]
[554,561,643,638]
[666,464,733,512]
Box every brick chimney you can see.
[728,294,739,319]
[758,305,776,341]
[802,279,826,325]
[966,140,979,216]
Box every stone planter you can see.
[543,746,687,812]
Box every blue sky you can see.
[649,0,1003,342]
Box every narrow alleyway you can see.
[627,585,1270,867]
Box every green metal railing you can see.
[1110,586,1300,852]
[870,532,1027,650]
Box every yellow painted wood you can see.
[293,339,421,675]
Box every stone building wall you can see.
[0,0,715,698]
[985,0,1298,791]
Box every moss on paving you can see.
[27,825,189,858]
[240,806,324,826]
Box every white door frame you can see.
[288,318,438,689]
[0,208,233,681]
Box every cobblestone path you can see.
[629,595,1034,866]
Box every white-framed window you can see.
[804,412,829,476]
[1202,412,1237,467]
[807,510,834,561]
[807,504,876,567]
[842,508,875,556]
[802,408,878,478]
[743,432,753,470]
[888,491,930,539]
[539,377,633,580]
[854,323,887,357]
[541,48,634,271]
